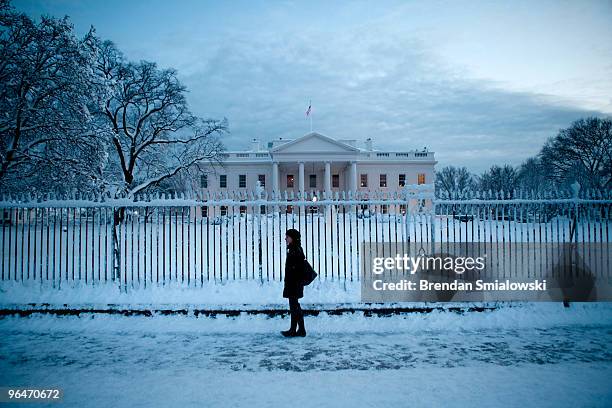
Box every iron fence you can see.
[0,185,610,288]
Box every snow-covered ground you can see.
[1,303,611,407]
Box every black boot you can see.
[281,311,297,337]
[281,329,297,337]
[295,313,306,337]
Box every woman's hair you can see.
[285,228,301,245]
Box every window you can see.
[201,206,208,217]
[239,174,246,188]
[200,174,208,188]
[399,174,406,187]
[287,174,294,188]
[381,204,388,214]
[258,174,265,187]
[220,206,228,216]
[418,173,426,185]
[219,175,227,188]
[332,174,339,188]
[399,204,407,215]
[380,174,387,188]
[309,174,317,188]
[260,205,266,214]
[360,174,368,188]
[240,205,247,215]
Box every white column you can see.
[350,161,358,193]
[324,161,332,216]
[298,162,305,197]
[272,161,279,198]
[271,161,280,213]
[298,161,305,217]
[324,161,331,198]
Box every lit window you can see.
[418,173,426,185]
[287,174,294,188]
[360,174,368,188]
[399,174,406,187]
[380,174,387,188]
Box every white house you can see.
[201,132,436,198]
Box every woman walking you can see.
[281,228,306,337]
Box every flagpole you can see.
[310,111,313,132]
[306,99,313,132]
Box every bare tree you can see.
[90,40,227,197]
[517,157,552,194]
[539,117,612,191]
[0,1,104,193]
[478,164,518,196]
[435,166,476,198]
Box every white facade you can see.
[200,132,436,197]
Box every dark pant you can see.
[288,297,305,331]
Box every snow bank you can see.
[0,279,361,307]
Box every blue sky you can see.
[15,0,612,172]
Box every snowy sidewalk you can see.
[1,303,611,407]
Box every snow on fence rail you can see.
[0,184,610,289]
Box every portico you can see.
[267,133,362,198]
[271,160,358,198]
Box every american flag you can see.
[305,101,312,117]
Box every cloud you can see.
[178,25,605,173]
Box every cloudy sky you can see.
[16,0,612,172]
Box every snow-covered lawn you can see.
[0,279,359,306]
[1,303,611,407]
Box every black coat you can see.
[283,244,305,299]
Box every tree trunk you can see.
[112,207,126,287]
